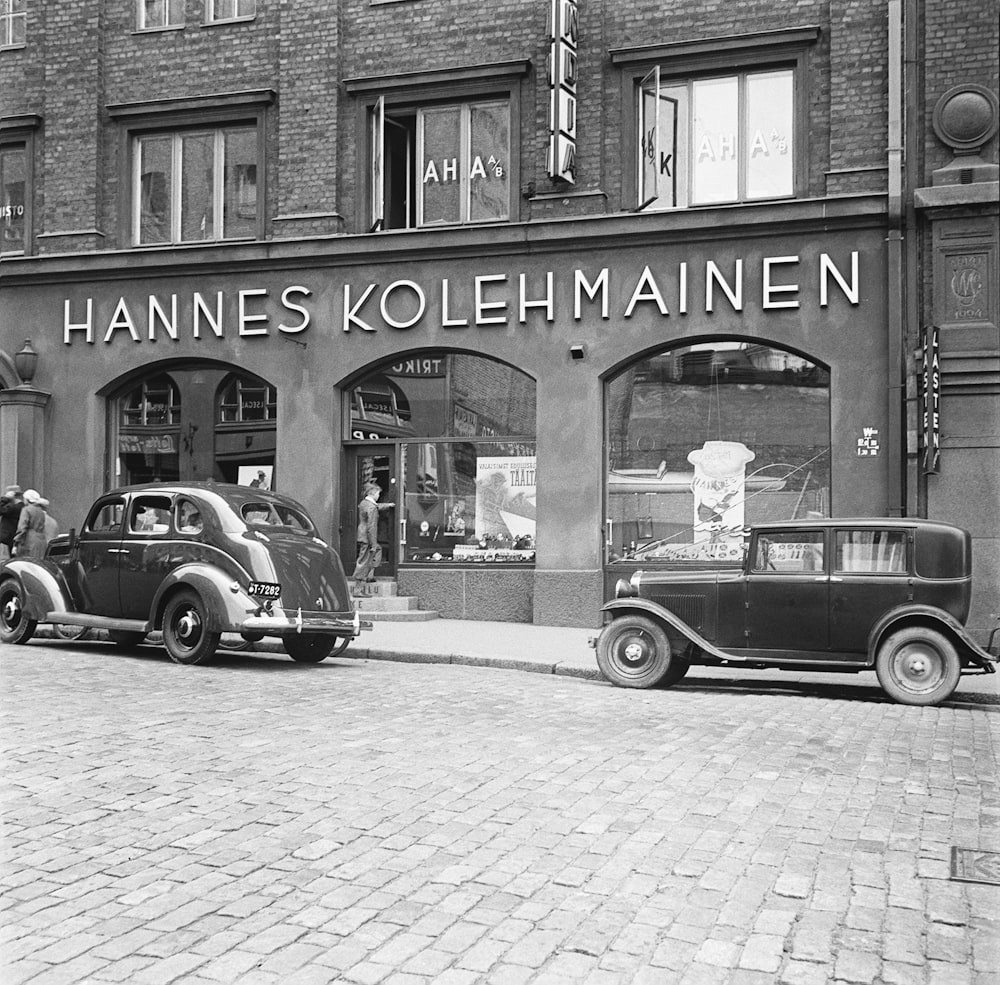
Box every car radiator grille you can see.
[654,594,706,631]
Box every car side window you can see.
[752,531,825,573]
[175,499,204,535]
[835,530,906,573]
[85,499,126,534]
[129,496,172,535]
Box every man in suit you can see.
[351,482,393,590]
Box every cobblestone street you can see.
[2,640,998,985]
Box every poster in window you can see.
[474,456,536,545]
[239,465,273,490]
[687,440,755,544]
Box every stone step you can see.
[362,609,440,622]
[348,579,398,598]
[354,595,419,612]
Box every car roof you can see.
[106,481,295,504]
[754,517,967,535]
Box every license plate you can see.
[248,581,281,599]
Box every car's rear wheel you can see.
[330,636,351,657]
[162,590,220,665]
[108,630,145,648]
[875,627,961,706]
[0,580,37,644]
[596,614,673,688]
[283,634,337,663]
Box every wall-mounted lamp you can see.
[14,339,38,386]
[569,343,586,361]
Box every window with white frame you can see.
[137,0,184,31]
[206,0,255,23]
[638,66,795,209]
[1,0,26,47]
[613,27,817,212]
[133,125,257,244]
[0,143,26,253]
[371,97,511,230]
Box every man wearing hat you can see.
[0,485,23,561]
[13,489,51,560]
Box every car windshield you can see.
[240,501,313,534]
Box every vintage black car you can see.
[593,518,997,706]
[0,482,370,665]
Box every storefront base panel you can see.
[398,568,534,623]
[533,570,604,629]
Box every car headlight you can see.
[615,578,637,598]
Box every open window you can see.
[614,27,818,211]
[345,61,528,233]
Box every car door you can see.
[73,496,128,616]
[744,528,828,653]
[117,493,175,620]
[829,527,911,653]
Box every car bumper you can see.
[240,607,372,637]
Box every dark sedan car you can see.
[593,518,997,706]
[0,482,370,665]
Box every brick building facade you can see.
[1,0,997,633]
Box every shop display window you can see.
[349,352,536,565]
[606,341,830,566]
[111,365,276,487]
[401,440,536,564]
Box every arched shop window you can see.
[111,365,277,488]
[116,373,182,483]
[606,341,830,565]
[350,354,537,565]
[214,371,277,486]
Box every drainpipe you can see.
[886,0,905,516]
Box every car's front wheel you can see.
[162,590,220,665]
[596,614,673,688]
[283,634,337,663]
[875,626,961,706]
[0,580,37,645]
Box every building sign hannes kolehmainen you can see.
[60,252,861,345]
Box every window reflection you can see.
[606,342,830,564]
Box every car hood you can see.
[253,533,352,613]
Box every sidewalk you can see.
[39,619,999,702]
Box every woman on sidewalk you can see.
[13,489,52,560]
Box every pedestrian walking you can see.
[13,489,51,560]
[0,485,24,561]
[351,482,393,590]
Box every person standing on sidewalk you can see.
[13,489,51,560]
[352,482,393,590]
[0,485,24,561]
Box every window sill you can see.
[132,25,185,35]
[202,16,256,27]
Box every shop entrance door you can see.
[342,446,398,579]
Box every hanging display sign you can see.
[547,0,578,183]
[922,324,941,473]
[687,440,755,546]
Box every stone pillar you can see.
[913,84,1000,642]
[0,385,52,493]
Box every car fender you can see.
[867,603,998,668]
[0,559,74,621]
[600,597,738,663]
[151,564,257,632]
